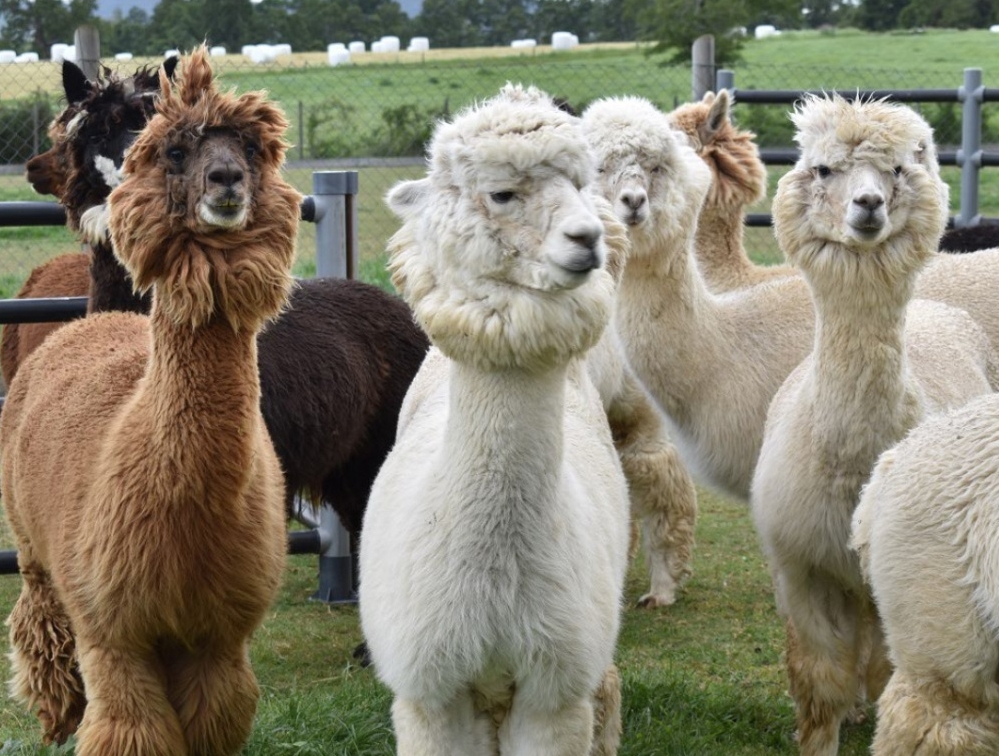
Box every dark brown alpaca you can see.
[7,58,429,536]
[1,46,296,755]
[2,59,177,388]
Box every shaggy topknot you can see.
[108,46,300,331]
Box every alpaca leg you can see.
[74,640,186,756]
[872,673,999,756]
[166,643,259,756]
[783,583,865,756]
[6,562,85,744]
[590,664,622,756]
[609,375,696,608]
[392,693,495,756]
[502,694,594,756]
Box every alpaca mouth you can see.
[198,199,248,228]
[623,210,646,227]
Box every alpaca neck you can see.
[694,204,754,285]
[441,360,566,522]
[88,239,150,315]
[133,302,263,512]
[810,275,919,468]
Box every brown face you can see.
[164,128,261,231]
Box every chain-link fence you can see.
[0,47,992,294]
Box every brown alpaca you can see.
[0,46,298,756]
[669,90,795,291]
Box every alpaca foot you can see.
[38,697,85,745]
[844,702,868,725]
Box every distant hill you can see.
[96,0,424,19]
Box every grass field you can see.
[0,486,877,756]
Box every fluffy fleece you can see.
[851,392,999,755]
[359,83,630,755]
[0,46,297,755]
[669,89,795,291]
[751,94,999,756]
[582,94,816,501]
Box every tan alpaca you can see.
[669,90,795,291]
[851,392,999,755]
[751,95,999,756]
[0,46,299,756]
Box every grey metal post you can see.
[74,25,101,81]
[716,69,735,94]
[312,171,359,280]
[957,68,984,228]
[691,35,715,101]
[308,170,360,603]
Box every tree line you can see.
[0,0,994,62]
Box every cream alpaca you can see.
[586,197,697,608]
[0,47,297,755]
[751,94,999,756]
[582,95,816,500]
[669,89,795,291]
[851,393,999,755]
[359,84,630,755]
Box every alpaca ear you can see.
[701,89,730,146]
[162,55,179,83]
[386,178,431,220]
[62,60,91,105]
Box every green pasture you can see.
[0,487,876,755]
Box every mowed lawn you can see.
[0,27,993,754]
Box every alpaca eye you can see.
[166,146,185,165]
[489,191,515,204]
[244,142,259,160]
[650,165,662,175]
[893,165,904,177]
[816,165,832,178]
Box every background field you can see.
[0,27,990,755]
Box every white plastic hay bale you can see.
[15,52,39,63]
[274,43,292,56]
[241,44,257,57]
[114,52,133,61]
[754,24,780,39]
[209,46,227,57]
[63,45,77,61]
[0,50,16,64]
[328,49,351,66]
[407,36,429,52]
[50,43,68,62]
[551,31,576,50]
[164,48,180,58]
[248,44,277,64]
[991,24,999,32]
[379,35,400,53]
[510,38,537,49]
[349,41,366,54]
[328,42,346,53]
[371,40,384,53]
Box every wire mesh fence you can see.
[0,47,993,293]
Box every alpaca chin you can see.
[197,201,248,229]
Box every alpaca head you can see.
[387,82,615,372]
[108,45,301,331]
[40,59,179,242]
[669,90,767,210]
[581,96,711,257]
[773,95,948,287]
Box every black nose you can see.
[853,192,884,211]
[207,161,244,188]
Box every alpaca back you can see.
[917,249,999,353]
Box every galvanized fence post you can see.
[716,69,735,94]
[691,35,716,101]
[957,67,984,228]
[306,170,361,603]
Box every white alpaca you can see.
[669,89,796,291]
[582,95,817,500]
[751,94,999,756]
[358,84,630,756]
[851,393,999,756]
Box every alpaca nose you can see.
[562,226,603,272]
[620,189,647,212]
[853,192,884,212]
[207,161,245,189]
